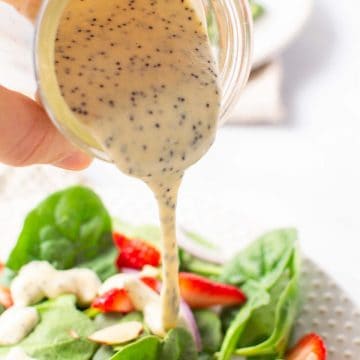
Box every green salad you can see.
[0,186,326,360]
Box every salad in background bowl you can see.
[0,186,329,359]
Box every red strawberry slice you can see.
[92,288,134,313]
[141,276,159,292]
[114,233,161,270]
[92,276,158,313]
[179,272,246,309]
[286,333,327,360]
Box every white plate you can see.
[253,0,313,68]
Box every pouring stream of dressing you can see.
[54,0,220,330]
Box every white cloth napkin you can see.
[228,61,285,125]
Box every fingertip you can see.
[54,151,93,171]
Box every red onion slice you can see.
[180,299,202,352]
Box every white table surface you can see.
[1,0,360,304]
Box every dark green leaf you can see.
[159,327,198,360]
[217,282,270,360]
[7,186,112,272]
[238,273,290,348]
[235,252,300,357]
[220,229,297,289]
[218,230,300,360]
[111,336,161,360]
[194,310,223,353]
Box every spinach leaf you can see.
[111,336,161,360]
[220,229,297,289]
[194,310,223,353]
[0,295,97,359]
[7,186,112,272]
[235,252,300,357]
[159,327,198,360]
[218,229,299,360]
[237,273,290,348]
[217,282,270,360]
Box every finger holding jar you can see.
[0,0,92,170]
[2,0,40,22]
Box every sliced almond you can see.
[88,321,143,345]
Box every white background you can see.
[1,0,360,304]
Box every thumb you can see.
[3,0,41,22]
[0,86,92,170]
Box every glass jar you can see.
[33,0,252,161]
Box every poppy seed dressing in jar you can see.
[54,0,220,331]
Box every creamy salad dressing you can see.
[0,307,39,346]
[11,262,100,307]
[54,0,220,330]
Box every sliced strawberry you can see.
[92,277,158,313]
[141,276,159,292]
[179,272,246,309]
[286,333,327,360]
[114,233,161,270]
[0,285,13,308]
[92,288,134,313]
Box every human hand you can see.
[0,0,92,170]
